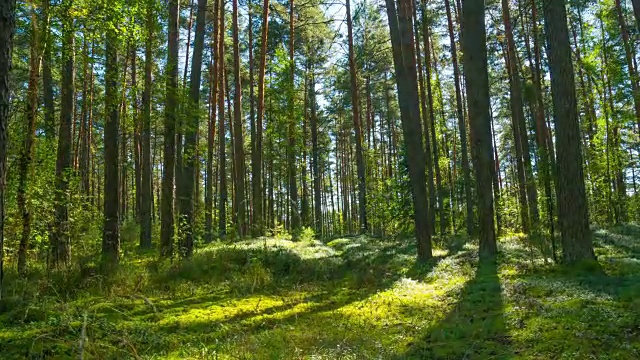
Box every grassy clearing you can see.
[1,226,639,359]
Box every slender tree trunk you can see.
[205,0,219,243]
[232,0,246,237]
[414,0,435,238]
[103,18,121,264]
[346,0,368,234]
[428,36,446,237]
[162,0,180,257]
[178,0,208,257]
[52,2,74,267]
[528,0,556,258]
[461,0,497,261]
[183,0,194,86]
[17,6,43,274]
[444,0,473,235]
[501,0,532,233]
[0,0,16,296]
[79,37,91,197]
[131,43,142,223]
[287,0,301,237]
[385,0,432,261]
[140,0,154,249]
[119,51,130,222]
[252,0,269,237]
[217,0,227,239]
[301,67,310,227]
[311,70,322,236]
[543,0,594,263]
[42,0,54,140]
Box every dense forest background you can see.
[0,0,640,357]
[3,0,639,271]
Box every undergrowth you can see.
[0,225,639,359]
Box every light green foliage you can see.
[1,227,639,359]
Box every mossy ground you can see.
[1,226,639,359]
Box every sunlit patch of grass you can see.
[1,228,640,359]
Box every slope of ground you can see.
[1,226,639,359]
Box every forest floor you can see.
[1,226,639,359]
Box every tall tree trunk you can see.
[346,0,368,234]
[301,66,310,227]
[42,0,54,140]
[461,0,497,261]
[311,70,322,236]
[140,0,154,249]
[119,51,130,222]
[287,0,300,236]
[413,0,435,238]
[444,0,473,235]
[0,0,16,297]
[131,43,141,223]
[529,0,556,258]
[79,37,91,197]
[542,0,594,263]
[162,0,180,257]
[183,0,194,86]
[52,1,74,267]
[178,0,208,257]
[206,0,220,243]
[175,0,195,193]
[501,0,532,233]
[385,0,432,261]
[103,17,121,264]
[17,6,43,274]
[217,0,227,239]
[253,0,269,236]
[232,0,246,237]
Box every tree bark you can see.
[217,0,227,239]
[179,0,208,257]
[103,17,121,264]
[413,0,435,238]
[542,0,594,263]
[140,0,154,249]
[42,0,55,140]
[461,0,497,261]
[17,6,43,274]
[0,0,17,297]
[253,0,269,237]
[385,0,432,261]
[346,0,368,234]
[287,0,300,237]
[444,0,473,236]
[131,42,141,223]
[232,0,246,237]
[52,1,74,267]
[205,0,220,243]
[162,0,180,257]
[501,0,532,233]
[311,70,322,236]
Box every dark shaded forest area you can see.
[0,0,639,358]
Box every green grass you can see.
[1,226,639,359]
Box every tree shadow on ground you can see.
[134,240,450,358]
[395,259,511,360]
[558,225,640,300]
[2,236,464,359]
[594,224,640,259]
